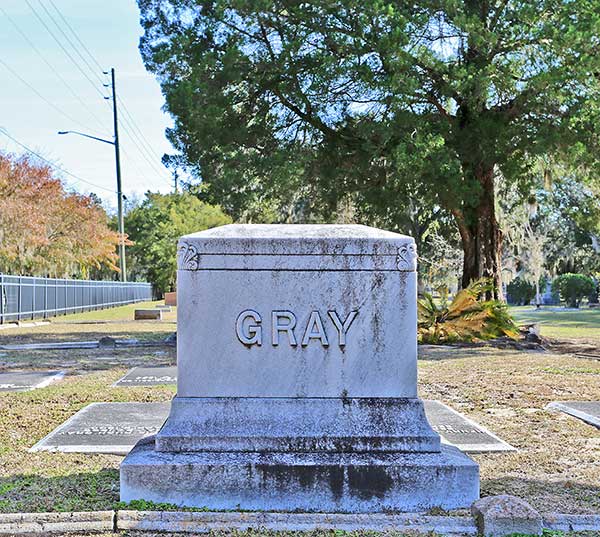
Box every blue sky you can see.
[0,0,176,210]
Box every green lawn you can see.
[0,301,176,345]
[510,306,600,341]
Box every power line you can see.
[35,1,173,190]
[0,5,111,137]
[47,0,105,73]
[0,57,106,137]
[24,0,108,101]
[0,128,117,194]
[36,0,106,88]
[117,112,173,187]
[117,96,165,163]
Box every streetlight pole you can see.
[58,67,126,282]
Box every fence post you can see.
[17,276,21,322]
[0,274,4,325]
[44,278,48,320]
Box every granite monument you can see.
[120,224,479,512]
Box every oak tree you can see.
[138,0,600,297]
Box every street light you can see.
[58,68,126,282]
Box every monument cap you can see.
[178,224,417,271]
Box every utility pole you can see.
[58,67,127,282]
[110,68,126,282]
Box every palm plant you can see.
[418,279,519,344]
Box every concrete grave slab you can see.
[113,367,177,387]
[0,370,65,392]
[424,401,515,453]
[546,401,600,428]
[30,402,170,455]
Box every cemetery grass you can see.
[0,301,176,345]
[511,306,600,343]
[0,347,598,516]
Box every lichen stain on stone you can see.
[347,466,393,500]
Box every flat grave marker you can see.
[546,401,600,428]
[30,400,513,455]
[424,401,515,453]
[0,370,65,392]
[30,402,170,455]
[114,366,177,387]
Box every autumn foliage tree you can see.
[0,152,122,278]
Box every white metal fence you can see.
[0,274,153,323]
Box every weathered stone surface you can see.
[134,309,162,321]
[30,402,169,455]
[164,292,176,306]
[156,397,440,453]
[117,510,478,534]
[122,437,479,513]
[0,511,114,535]
[472,495,542,536]
[121,224,479,512]
[424,401,515,453]
[114,367,177,387]
[546,401,600,428]
[0,370,64,392]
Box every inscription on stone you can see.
[424,400,515,453]
[113,367,177,387]
[235,310,358,348]
[30,402,170,455]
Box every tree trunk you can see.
[452,165,504,301]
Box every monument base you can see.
[120,437,479,513]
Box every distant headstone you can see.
[164,332,176,346]
[30,402,170,455]
[121,224,479,513]
[134,309,162,321]
[0,370,64,392]
[424,401,515,453]
[547,401,600,428]
[114,367,177,387]
[98,336,117,348]
[164,292,176,306]
[155,305,172,311]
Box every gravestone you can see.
[424,401,515,452]
[164,292,176,306]
[120,224,479,512]
[114,367,177,387]
[30,402,170,455]
[134,309,162,321]
[547,401,600,428]
[0,370,64,392]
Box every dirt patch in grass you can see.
[419,346,600,515]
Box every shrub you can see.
[418,278,520,344]
[506,277,536,305]
[551,273,595,308]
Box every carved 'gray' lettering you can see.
[272,311,297,346]
[236,310,262,346]
[235,309,359,348]
[301,311,329,347]
[328,310,358,347]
